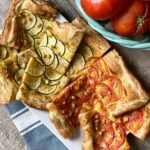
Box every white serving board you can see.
[27,14,82,150]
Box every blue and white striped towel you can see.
[5,100,68,150]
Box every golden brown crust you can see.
[16,83,52,110]
[47,103,74,138]
[19,0,57,18]
[0,0,57,48]
[0,66,18,104]
[79,111,94,150]
[48,21,85,53]
[72,17,110,55]
[103,50,149,116]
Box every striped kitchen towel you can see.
[5,100,68,150]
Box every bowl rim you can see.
[75,0,150,51]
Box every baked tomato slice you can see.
[87,66,99,82]
[104,76,123,100]
[102,123,115,146]
[122,110,144,132]
[95,83,112,105]
[94,58,110,81]
[114,125,125,149]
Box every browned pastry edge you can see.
[0,65,18,104]
[46,103,74,138]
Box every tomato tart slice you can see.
[47,74,96,138]
[79,110,130,150]
[102,50,149,116]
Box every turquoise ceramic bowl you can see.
[76,0,150,51]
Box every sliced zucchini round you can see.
[35,58,45,66]
[0,45,8,60]
[80,45,93,61]
[58,57,69,68]
[45,68,63,81]
[42,19,51,30]
[36,48,42,58]
[19,10,37,30]
[40,32,48,47]
[72,53,86,73]
[26,58,45,76]
[39,47,55,66]
[38,83,57,95]
[47,35,57,48]
[49,80,60,86]
[53,40,65,56]
[35,38,42,48]
[66,65,75,78]
[28,16,43,36]
[50,55,59,69]
[62,47,75,62]
[16,54,28,69]
[14,69,25,84]
[27,34,35,48]
[46,30,52,37]
[23,73,41,90]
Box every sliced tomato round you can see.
[102,123,115,146]
[104,76,123,100]
[95,83,112,105]
[88,66,99,81]
[95,141,110,150]
[94,58,110,78]
[122,110,143,132]
[115,125,126,149]
[55,86,72,105]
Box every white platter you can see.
[27,14,82,150]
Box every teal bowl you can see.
[75,0,150,51]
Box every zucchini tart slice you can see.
[0,50,37,104]
[16,57,70,110]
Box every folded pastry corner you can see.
[121,102,150,140]
[47,103,74,139]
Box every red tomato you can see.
[81,0,129,20]
[112,0,149,37]
[148,18,150,30]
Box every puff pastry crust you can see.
[47,103,74,138]
[103,50,149,116]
